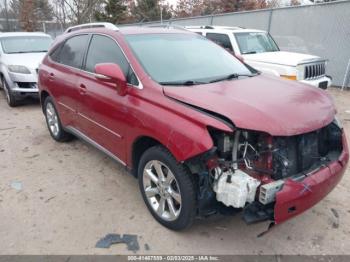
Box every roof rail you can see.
[64,22,119,33]
[184,25,244,30]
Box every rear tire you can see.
[138,146,196,230]
[44,96,73,142]
[2,77,18,107]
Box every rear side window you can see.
[49,44,62,62]
[206,33,234,52]
[59,35,89,68]
[85,35,138,85]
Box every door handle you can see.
[79,84,87,95]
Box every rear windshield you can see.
[0,36,52,54]
[125,33,252,84]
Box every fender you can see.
[125,87,234,167]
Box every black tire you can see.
[138,145,196,230]
[1,77,18,107]
[44,96,73,142]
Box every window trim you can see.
[206,32,234,54]
[48,33,143,90]
[83,34,139,87]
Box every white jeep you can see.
[186,26,331,89]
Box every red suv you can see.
[38,23,349,230]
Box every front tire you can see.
[44,96,73,142]
[138,146,196,230]
[1,77,18,107]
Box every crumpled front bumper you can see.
[274,131,349,224]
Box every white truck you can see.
[186,26,331,89]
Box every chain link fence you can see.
[0,1,349,87]
[122,0,350,88]
[0,18,65,38]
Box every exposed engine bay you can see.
[186,120,344,223]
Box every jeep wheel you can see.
[44,96,73,142]
[138,146,196,230]
[2,77,17,107]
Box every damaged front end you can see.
[186,120,349,225]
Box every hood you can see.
[163,75,335,136]
[3,52,46,70]
[242,51,323,67]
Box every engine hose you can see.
[232,130,241,170]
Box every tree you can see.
[10,0,53,21]
[174,0,270,18]
[35,0,54,21]
[19,0,36,31]
[62,0,102,24]
[132,0,172,22]
[174,0,203,17]
[94,0,128,24]
[290,0,301,5]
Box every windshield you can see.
[234,32,279,54]
[0,36,52,54]
[125,33,253,84]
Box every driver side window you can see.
[85,35,139,86]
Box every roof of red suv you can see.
[119,26,192,35]
[62,26,192,37]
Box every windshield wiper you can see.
[242,51,257,54]
[7,51,28,54]
[159,80,207,86]
[209,73,259,83]
[7,50,47,54]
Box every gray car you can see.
[0,32,52,107]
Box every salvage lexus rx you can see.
[38,23,349,230]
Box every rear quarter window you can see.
[58,34,90,68]
[49,44,63,62]
[206,33,234,53]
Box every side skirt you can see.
[64,126,127,167]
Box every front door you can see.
[76,34,135,163]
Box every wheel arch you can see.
[130,135,163,177]
[40,90,51,113]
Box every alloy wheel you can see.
[143,160,182,221]
[46,102,60,137]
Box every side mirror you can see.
[95,63,128,96]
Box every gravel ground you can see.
[0,87,349,255]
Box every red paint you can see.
[95,63,128,96]
[163,74,336,136]
[38,27,349,225]
[274,132,349,224]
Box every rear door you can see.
[46,34,90,127]
[76,34,139,163]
